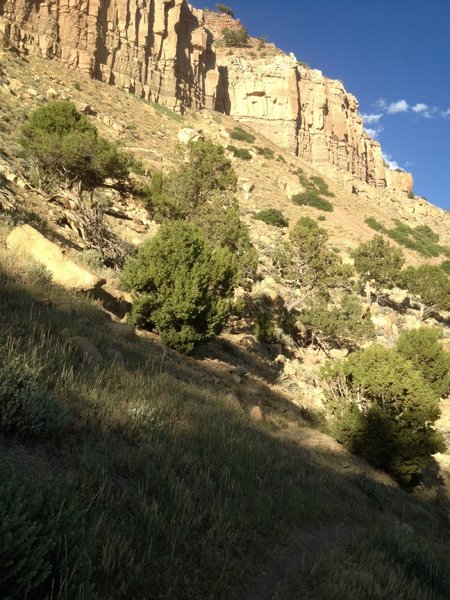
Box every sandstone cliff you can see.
[0,0,219,111]
[0,0,413,194]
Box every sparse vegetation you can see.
[255,146,275,159]
[291,169,335,212]
[215,3,234,17]
[254,208,289,228]
[229,126,256,143]
[223,26,250,48]
[365,217,449,258]
[2,45,450,600]
[227,144,252,160]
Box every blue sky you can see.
[204,1,450,209]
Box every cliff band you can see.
[0,0,413,193]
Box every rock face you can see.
[6,225,105,291]
[0,1,413,193]
[0,0,219,111]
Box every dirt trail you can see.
[229,524,361,600]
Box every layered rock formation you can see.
[0,0,413,193]
[0,0,219,110]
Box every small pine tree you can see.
[276,217,352,308]
[400,265,450,319]
[122,221,238,353]
[145,139,237,220]
[323,346,445,486]
[352,235,405,302]
[298,293,375,347]
[396,327,450,397]
[22,101,130,195]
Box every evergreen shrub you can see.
[323,346,444,485]
[254,209,289,228]
[122,221,238,353]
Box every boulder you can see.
[70,336,103,366]
[7,225,105,292]
[177,128,203,144]
[249,406,264,423]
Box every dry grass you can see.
[1,216,450,599]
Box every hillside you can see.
[1,4,450,600]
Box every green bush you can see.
[276,217,352,305]
[309,175,335,197]
[352,235,405,291]
[122,221,238,353]
[441,260,450,275]
[254,311,277,343]
[323,346,444,486]
[365,217,386,232]
[227,145,252,161]
[255,146,275,159]
[142,140,256,281]
[365,218,448,258]
[298,293,375,346]
[193,199,258,281]
[0,472,93,599]
[223,27,249,47]
[21,101,130,195]
[0,351,70,438]
[292,190,333,212]
[253,208,289,228]
[400,264,450,319]
[215,3,234,17]
[396,328,450,397]
[145,140,237,220]
[229,127,256,143]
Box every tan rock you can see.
[177,128,203,144]
[7,225,105,292]
[249,406,264,423]
[70,336,103,366]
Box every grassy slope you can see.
[1,51,450,599]
[1,221,450,599]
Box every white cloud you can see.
[374,98,387,111]
[443,108,450,118]
[364,126,383,139]
[386,100,409,114]
[412,103,439,119]
[361,113,383,124]
[382,152,401,171]
[412,103,429,113]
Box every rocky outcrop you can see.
[6,225,105,291]
[297,68,389,189]
[0,0,219,111]
[215,54,301,154]
[0,0,413,193]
